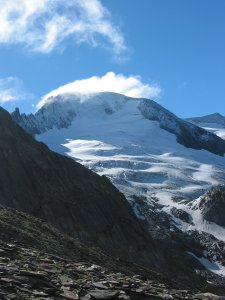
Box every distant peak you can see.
[186,112,225,125]
[205,112,223,118]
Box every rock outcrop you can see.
[138,99,225,156]
[171,207,191,224]
[199,186,225,227]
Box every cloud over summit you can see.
[38,72,161,107]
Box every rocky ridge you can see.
[138,99,225,156]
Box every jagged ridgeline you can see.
[12,93,225,156]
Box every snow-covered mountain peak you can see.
[37,92,143,121]
[209,112,224,118]
[39,91,133,110]
[12,92,225,156]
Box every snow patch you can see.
[187,251,225,276]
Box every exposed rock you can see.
[0,237,221,300]
[138,99,225,156]
[171,207,191,223]
[133,195,225,287]
[187,231,225,267]
[11,107,42,135]
[62,290,79,300]
[88,289,119,299]
[11,102,77,135]
[194,292,225,299]
[199,186,225,227]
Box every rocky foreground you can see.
[0,206,225,300]
[1,240,225,300]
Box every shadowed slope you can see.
[0,106,160,269]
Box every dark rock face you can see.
[11,107,42,135]
[138,99,225,156]
[0,205,159,276]
[0,107,159,270]
[188,231,225,267]
[11,100,77,135]
[132,195,225,289]
[199,186,225,227]
[171,207,191,223]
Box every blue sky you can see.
[0,0,224,118]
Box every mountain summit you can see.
[12,92,225,156]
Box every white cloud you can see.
[38,72,161,107]
[0,77,31,104]
[0,0,126,55]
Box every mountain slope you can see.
[10,93,225,281]
[0,106,161,270]
[0,204,160,276]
